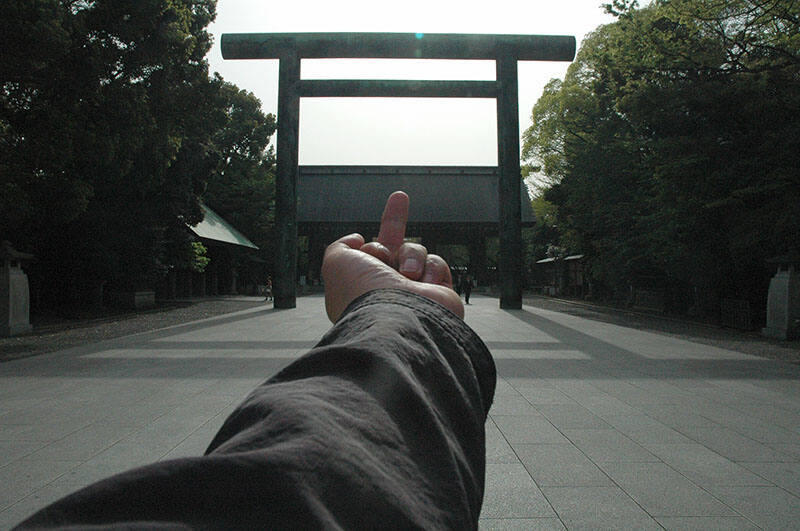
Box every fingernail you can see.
[400,257,420,273]
[422,270,435,283]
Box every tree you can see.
[0,1,95,241]
[614,0,800,308]
[524,193,560,264]
[523,20,659,300]
[201,79,277,282]
[522,0,800,315]
[1,0,220,302]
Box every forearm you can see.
[207,288,496,527]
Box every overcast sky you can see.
[206,0,617,167]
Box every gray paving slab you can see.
[599,462,738,517]
[0,482,80,530]
[515,444,613,487]
[493,415,572,445]
[0,441,46,468]
[1,294,799,528]
[484,418,519,465]
[533,404,611,430]
[738,461,800,496]
[710,414,798,445]
[768,443,800,460]
[560,428,660,463]
[640,444,772,487]
[676,425,796,463]
[634,403,717,429]
[546,380,607,402]
[23,422,140,462]
[654,516,760,530]
[481,463,556,519]
[161,420,226,461]
[573,394,643,419]
[492,377,522,396]
[512,385,579,406]
[488,394,541,416]
[736,403,800,432]
[540,486,662,529]
[479,517,566,530]
[703,485,800,529]
[601,415,698,445]
[0,458,82,511]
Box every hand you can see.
[322,191,464,322]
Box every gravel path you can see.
[0,297,268,363]
[2,294,796,365]
[524,295,800,365]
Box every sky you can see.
[205,0,617,168]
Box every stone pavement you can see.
[1,295,799,529]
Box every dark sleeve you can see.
[16,289,496,530]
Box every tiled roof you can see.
[189,203,258,249]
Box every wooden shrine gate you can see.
[221,32,575,309]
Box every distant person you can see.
[264,276,272,302]
[15,192,495,530]
[462,273,473,304]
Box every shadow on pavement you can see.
[496,308,800,381]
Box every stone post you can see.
[763,258,800,340]
[1,241,35,337]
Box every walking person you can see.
[263,275,272,302]
[463,273,473,304]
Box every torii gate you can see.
[221,32,575,309]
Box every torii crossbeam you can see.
[221,32,576,309]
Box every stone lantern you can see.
[1,241,35,337]
[762,255,800,341]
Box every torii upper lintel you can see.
[221,32,575,61]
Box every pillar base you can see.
[500,297,522,310]
[762,326,796,341]
[1,322,32,337]
[274,296,296,309]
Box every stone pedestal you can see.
[1,242,35,337]
[762,262,800,340]
[229,267,238,295]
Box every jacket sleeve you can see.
[16,289,496,530]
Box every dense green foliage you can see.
[523,0,800,315]
[203,80,277,267]
[0,1,276,304]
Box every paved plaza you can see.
[1,294,799,529]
